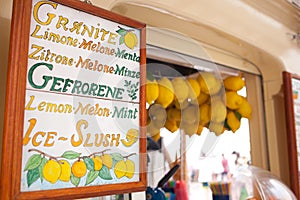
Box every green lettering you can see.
[28,62,53,89]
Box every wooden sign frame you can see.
[283,71,300,199]
[0,0,146,199]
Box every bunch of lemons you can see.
[42,154,114,184]
[114,158,135,179]
[24,149,138,188]
[145,72,252,138]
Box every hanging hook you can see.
[286,32,300,47]
[82,0,92,5]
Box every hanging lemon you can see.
[164,119,179,133]
[187,78,201,100]
[156,77,174,108]
[225,91,244,109]
[172,77,189,103]
[146,79,159,105]
[197,72,222,95]
[182,105,199,124]
[223,75,245,91]
[227,111,241,133]
[237,97,252,119]
[199,103,211,126]
[211,98,227,123]
[209,122,226,136]
[196,92,209,106]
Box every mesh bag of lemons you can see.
[146,71,252,140]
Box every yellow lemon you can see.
[172,77,189,103]
[174,98,189,110]
[147,123,161,137]
[148,104,167,129]
[101,154,113,169]
[196,92,209,106]
[164,119,179,133]
[196,124,204,136]
[167,107,175,121]
[223,75,245,91]
[225,91,244,109]
[187,78,201,100]
[197,72,222,95]
[59,159,71,182]
[171,108,181,122]
[114,160,126,179]
[227,111,241,133]
[182,105,199,124]
[124,31,138,49]
[92,156,103,171]
[43,159,62,184]
[199,103,211,125]
[125,159,135,179]
[181,121,198,137]
[156,77,174,108]
[209,122,225,136]
[146,79,159,105]
[237,97,252,119]
[72,160,87,178]
[149,104,167,121]
[151,131,161,142]
[211,98,227,123]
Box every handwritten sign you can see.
[0,0,146,199]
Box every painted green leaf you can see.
[124,80,129,86]
[99,165,113,180]
[85,170,99,185]
[116,28,127,36]
[71,174,80,187]
[24,154,42,171]
[111,153,123,163]
[27,167,40,187]
[38,157,48,182]
[119,36,125,45]
[83,157,94,171]
[61,151,81,160]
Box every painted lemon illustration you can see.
[101,154,113,169]
[124,159,135,179]
[43,159,62,184]
[71,160,87,178]
[92,156,103,171]
[59,159,71,182]
[121,128,139,147]
[114,160,127,179]
[124,32,138,49]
